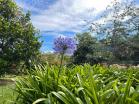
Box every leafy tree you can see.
[130,8,139,65]
[94,39,114,62]
[72,32,99,65]
[0,0,41,74]
[90,0,137,62]
[130,33,139,65]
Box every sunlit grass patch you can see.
[0,82,16,104]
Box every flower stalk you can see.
[53,36,76,87]
[57,52,64,85]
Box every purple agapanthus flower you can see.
[53,36,76,55]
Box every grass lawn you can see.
[0,80,17,104]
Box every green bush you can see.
[15,64,139,104]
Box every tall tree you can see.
[130,33,139,65]
[0,0,41,74]
[72,32,98,65]
[90,0,137,61]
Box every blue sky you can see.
[15,0,139,53]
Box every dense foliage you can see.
[72,32,99,65]
[0,0,41,75]
[130,33,139,65]
[72,31,139,65]
[85,0,139,65]
[15,64,139,104]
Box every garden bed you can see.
[0,79,15,86]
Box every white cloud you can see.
[16,0,119,33]
[15,0,41,13]
[136,6,139,15]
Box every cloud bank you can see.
[16,0,116,34]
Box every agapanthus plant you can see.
[53,36,76,84]
[53,36,76,55]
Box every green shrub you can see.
[15,64,139,104]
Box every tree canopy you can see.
[72,32,98,65]
[0,0,41,74]
[90,0,139,64]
